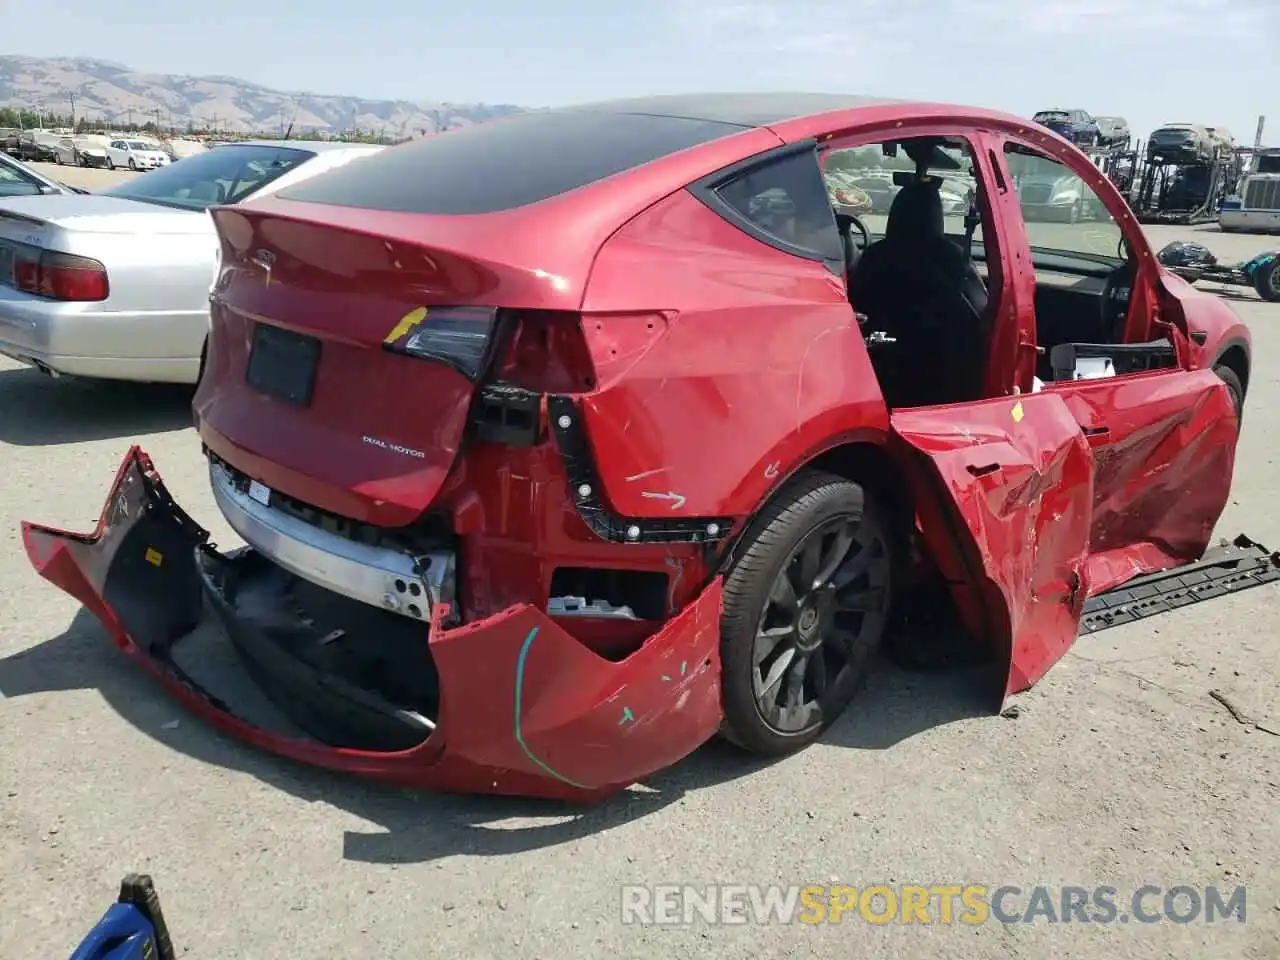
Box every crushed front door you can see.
[890,392,1095,697]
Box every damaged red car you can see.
[24,94,1255,801]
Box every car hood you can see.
[0,194,212,234]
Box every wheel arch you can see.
[717,436,915,575]
[1213,339,1250,399]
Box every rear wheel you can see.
[1254,260,1280,302]
[1213,364,1244,425]
[719,471,894,756]
[128,157,137,171]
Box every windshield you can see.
[126,140,151,150]
[102,144,314,211]
[1034,111,1069,122]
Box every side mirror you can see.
[37,184,59,195]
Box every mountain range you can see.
[0,55,526,134]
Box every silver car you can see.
[0,151,86,197]
[0,140,382,384]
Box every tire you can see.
[1213,364,1244,425]
[1253,259,1280,302]
[54,154,62,165]
[128,158,136,171]
[107,158,115,170]
[719,470,895,756]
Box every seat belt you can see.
[962,188,980,262]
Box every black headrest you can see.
[885,179,944,241]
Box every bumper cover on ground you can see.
[22,446,725,802]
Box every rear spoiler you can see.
[0,208,47,227]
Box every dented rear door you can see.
[890,393,1095,697]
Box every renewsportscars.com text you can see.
[620,884,1247,925]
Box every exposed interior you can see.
[712,133,1159,407]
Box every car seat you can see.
[849,179,990,407]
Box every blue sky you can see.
[7,0,1278,144]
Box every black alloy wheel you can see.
[719,471,894,755]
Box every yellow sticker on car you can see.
[144,547,163,567]
[1011,401,1024,423]
[384,307,427,344]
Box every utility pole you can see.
[154,107,162,132]
[66,90,77,129]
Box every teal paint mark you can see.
[513,626,591,789]
[618,706,635,725]
[680,660,688,676]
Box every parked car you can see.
[13,131,59,162]
[823,171,874,215]
[104,138,171,171]
[1016,170,1090,222]
[1205,126,1236,160]
[0,140,382,383]
[53,135,110,168]
[846,176,894,212]
[1094,116,1130,149]
[23,93,1250,802]
[1147,124,1216,164]
[0,151,86,197]
[0,128,21,156]
[163,138,209,160]
[1032,109,1100,146]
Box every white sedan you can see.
[0,140,383,384]
[104,138,172,171]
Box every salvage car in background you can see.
[104,138,170,171]
[54,135,111,168]
[0,151,85,197]
[0,140,382,383]
[1206,126,1235,160]
[163,138,209,161]
[13,131,59,162]
[25,93,1252,802]
[1032,108,1100,146]
[1094,116,1130,149]
[1147,123,1216,163]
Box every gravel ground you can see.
[1,165,1278,959]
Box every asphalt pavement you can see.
[1,164,1278,959]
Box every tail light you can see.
[382,305,500,380]
[13,250,109,302]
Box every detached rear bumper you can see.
[22,447,725,802]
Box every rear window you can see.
[276,110,744,215]
[102,144,314,211]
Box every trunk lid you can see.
[196,202,598,527]
[0,195,207,241]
